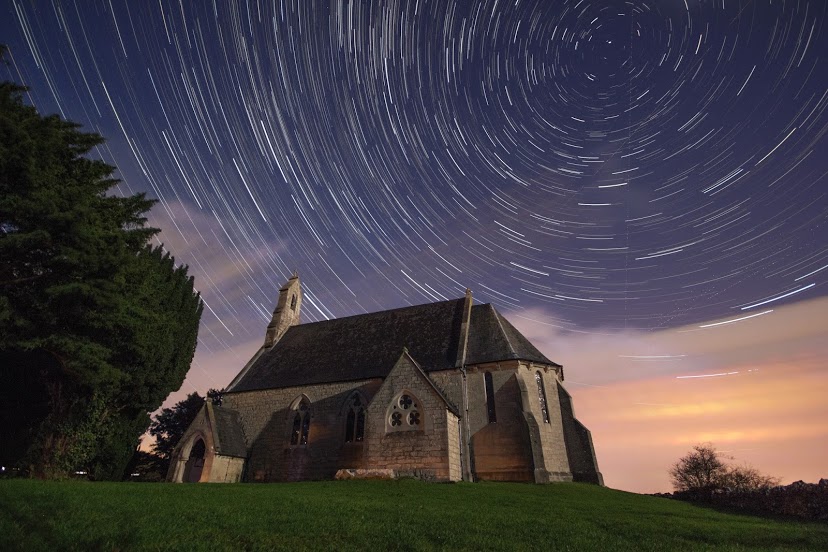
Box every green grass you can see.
[1,480,825,551]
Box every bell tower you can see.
[263,273,302,348]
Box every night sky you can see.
[3,1,827,491]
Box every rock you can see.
[335,468,396,480]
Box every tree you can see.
[720,464,780,492]
[0,71,203,478]
[148,392,204,463]
[207,387,223,407]
[670,443,779,495]
[669,444,728,493]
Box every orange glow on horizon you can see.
[569,359,828,493]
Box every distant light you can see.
[75,471,88,475]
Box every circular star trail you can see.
[3,0,827,354]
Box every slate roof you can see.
[211,405,247,458]
[465,303,559,367]
[227,298,557,394]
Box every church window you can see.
[387,391,421,433]
[535,372,550,423]
[290,399,311,445]
[346,410,355,441]
[344,394,366,443]
[290,294,297,311]
[484,372,497,423]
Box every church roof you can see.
[227,299,558,393]
[210,404,248,458]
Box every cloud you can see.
[506,296,828,384]
[150,199,288,293]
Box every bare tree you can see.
[669,443,728,492]
[720,464,780,492]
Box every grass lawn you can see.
[1,479,826,551]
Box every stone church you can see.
[168,275,602,485]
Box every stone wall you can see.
[363,354,460,482]
[470,369,534,481]
[429,360,548,481]
[520,368,573,482]
[222,378,382,481]
[430,363,571,482]
[209,455,245,483]
[219,357,599,485]
[557,384,604,485]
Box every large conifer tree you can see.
[0,73,203,478]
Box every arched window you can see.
[290,294,297,311]
[290,398,311,445]
[484,372,497,423]
[386,391,421,433]
[344,394,366,443]
[535,371,550,423]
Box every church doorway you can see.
[183,438,206,483]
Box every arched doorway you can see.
[183,438,206,483]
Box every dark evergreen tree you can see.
[147,389,222,476]
[0,73,203,478]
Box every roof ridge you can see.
[489,304,517,358]
[288,297,465,329]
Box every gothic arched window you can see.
[535,372,550,423]
[484,372,497,424]
[290,398,311,445]
[344,394,366,443]
[386,391,421,433]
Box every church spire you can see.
[263,273,302,348]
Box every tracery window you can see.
[344,394,366,443]
[484,372,497,423]
[535,371,550,423]
[387,392,421,433]
[290,398,311,445]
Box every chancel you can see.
[169,275,602,484]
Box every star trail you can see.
[3,0,827,358]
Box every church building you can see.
[168,275,602,485]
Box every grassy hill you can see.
[1,479,825,551]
